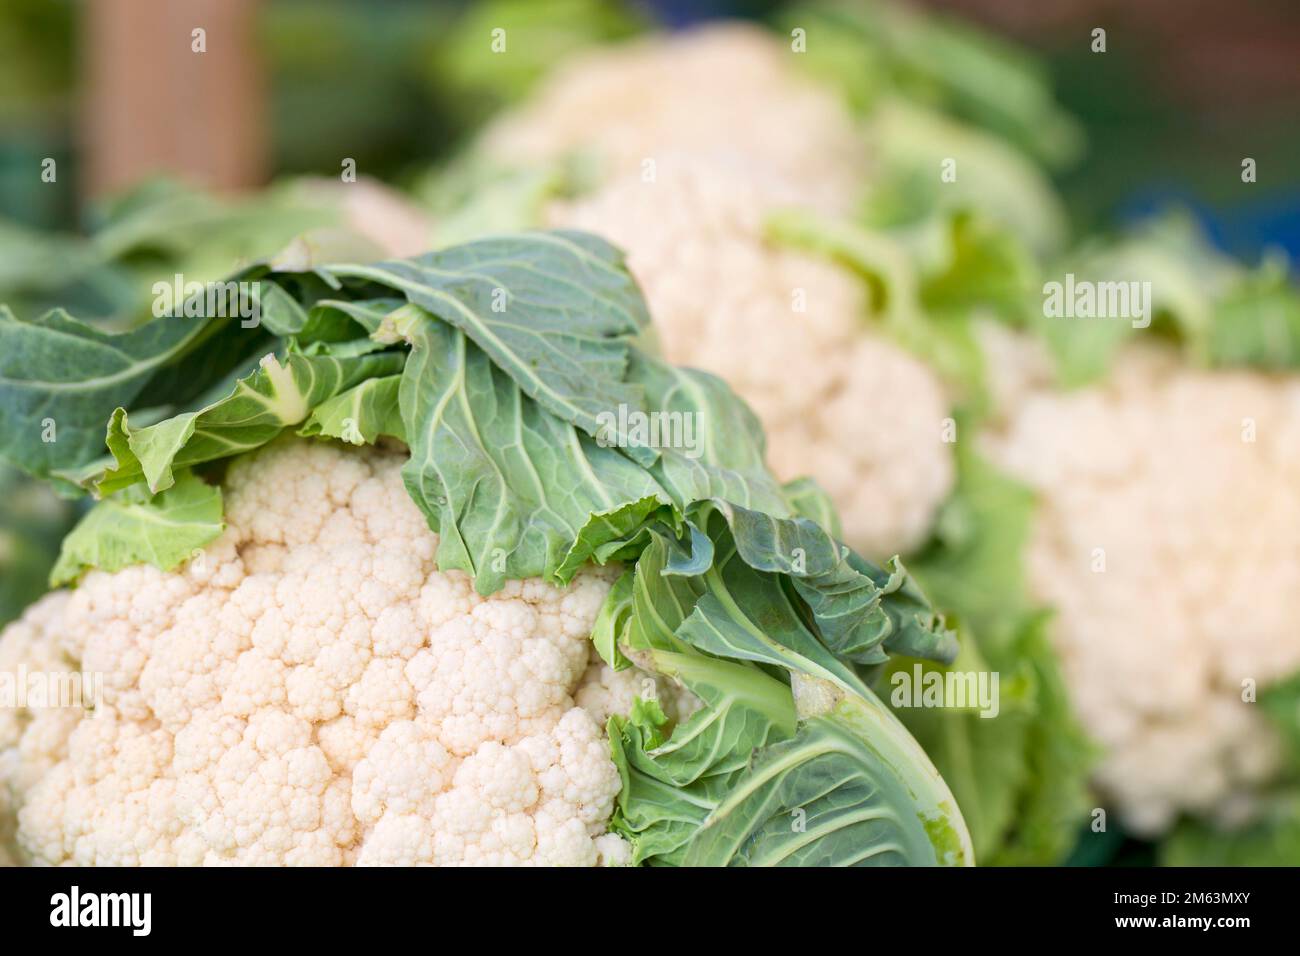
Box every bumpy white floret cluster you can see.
[480,24,867,215]
[0,439,641,866]
[479,26,954,559]
[983,342,1300,834]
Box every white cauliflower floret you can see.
[983,342,1300,834]
[480,24,867,215]
[477,25,954,559]
[0,438,630,866]
[575,644,701,728]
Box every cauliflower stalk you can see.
[0,230,970,866]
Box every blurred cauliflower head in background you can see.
[478,25,954,559]
[480,23,869,214]
[0,439,651,866]
[296,177,433,259]
[984,342,1300,835]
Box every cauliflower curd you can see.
[983,343,1300,834]
[479,25,955,558]
[0,438,636,866]
[480,25,866,215]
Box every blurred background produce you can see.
[1,0,1298,868]
[5,0,1298,244]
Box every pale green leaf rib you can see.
[394,309,666,592]
[78,348,405,495]
[318,232,654,458]
[300,375,405,445]
[611,528,972,867]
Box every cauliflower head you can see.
[479,23,868,215]
[0,438,636,866]
[984,343,1300,834]
[0,222,972,869]
[479,26,954,558]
